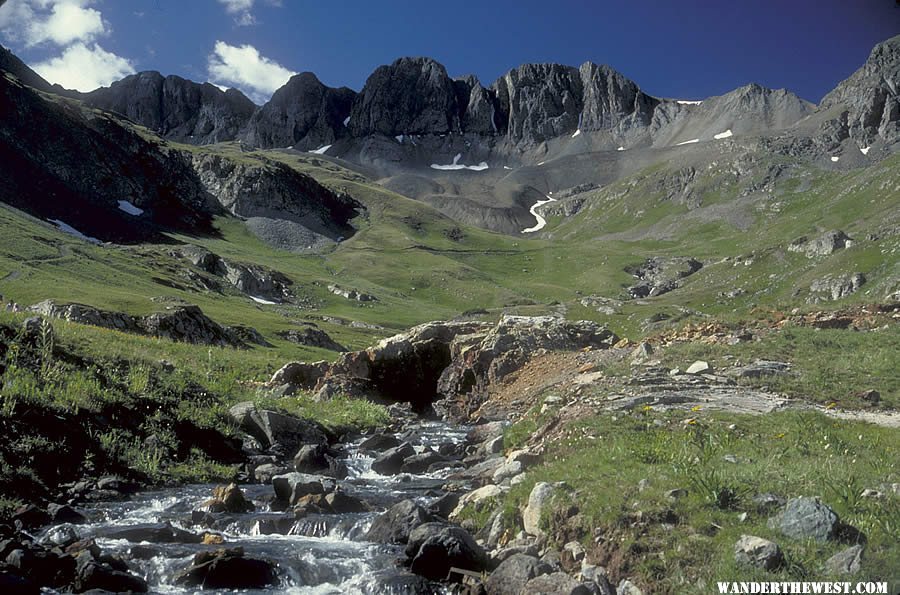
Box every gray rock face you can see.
[734,535,784,570]
[808,273,866,302]
[189,153,360,245]
[83,71,256,145]
[239,72,355,149]
[767,497,840,543]
[365,499,434,544]
[789,230,853,258]
[485,554,553,595]
[228,402,327,456]
[819,35,900,147]
[625,257,703,298]
[824,545,863,576]
[493,63,584,142]
[350,57,461,136]
[277,327,346,352]
[29,300,249,348]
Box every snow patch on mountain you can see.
[48,220,101,244]
[714,129,733,139]
[310,145,332,155]
[676,138,700,146]
[117,200,143,216]
[430,153,489,171]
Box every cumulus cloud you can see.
[0,0,107,47]
[216,0,281,26]
[33,42,134,91]
[207,41,294,103]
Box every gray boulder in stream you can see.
[366,499,434,544]
[173,547,278,590]
[407,525,488,582]
[229,402,328,456]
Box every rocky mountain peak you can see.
[818,34,899,146]
[82,71,256,145]
[238,71,356,150]
[349,56,460,136]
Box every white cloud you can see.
[32,42,134,91]
[207,41,294,103]
[216,0,281,26]
[0,0,107,47]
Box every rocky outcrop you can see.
[277,327,346,352]
[28,300,251,348]
[269,316,616,416]
[327,284,377,302]
[82,71,257,145]
[228,402,328,457]
[788,230,853,258]
[818,34,900,148]
[178,245,294,302]
[239,72,355,150]
[625,257,703,298]
[437,316,618,420]
[189,152,361,247]
[808,273,866,302]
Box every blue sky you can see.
[0,0,897,104]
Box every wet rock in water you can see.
[99,522,203,544]
[524,571,593,595]
[366,499,434,544]
[371,442,417,475]
[400,450,448,474]
[293,443,329,474]
[173,547,278,590]
[11,505,50,531]
[272,473,329,507]
[733,535,784,570]
[0,570,39,595]
[408,525,487,582]
[358,433,402,452]
[824,545,864,576]
[40,525,79,548]
[485,553,553,595]
[73,551,149,593]
[46,504,87,525]
[4,545,76,589]
[363,569,442,595]
[324,489,370,514]
[200,483,255,513]
[229,402,327,456]
[254,463,289,484]
[767,497,840,543]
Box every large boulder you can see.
[199,484,254,514]
[366,499,434,544]
[371,443,416,476]
[271,473,330,507]
[228,402,327,456]
[173,547,278,590]
[99,523,202,544]
[407,525,487,582]
[524,572,593,595]
[485,553,553,595]
[767,497,840,543]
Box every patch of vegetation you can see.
[494,409,899,590]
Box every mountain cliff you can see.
[81,71,257,145]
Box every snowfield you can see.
[430,153,489,171]
[714,129,733,139]
[48,220,101,244]
[676,138,700,146]
[522,194,557,233]
[117,200,143,216]
[677,100,703,105]
[250,296,278,305]
[309,145,332,155]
